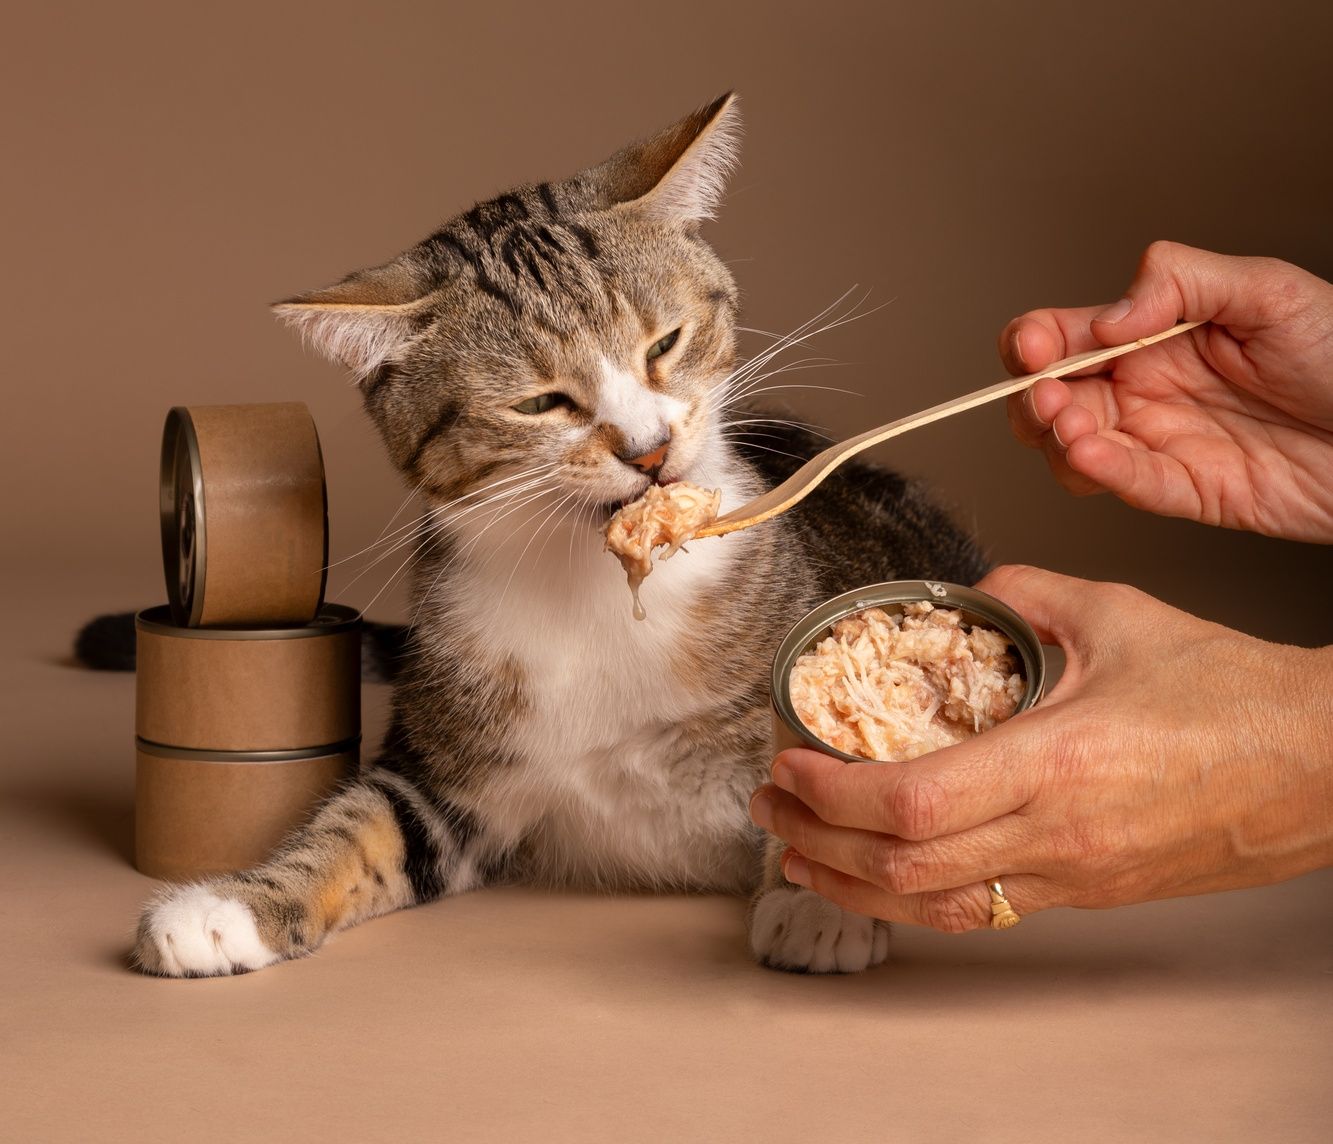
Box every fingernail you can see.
[1051,422,1068,450]
[771,758,796,792]
[1093,297,1133,324]
[749,790,774,831]
[783,853,811,887]
[1009,326,1025,366]
[1021,385,1043,425]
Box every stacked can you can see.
[135,403,361,881]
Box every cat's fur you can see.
[132,94,986,977]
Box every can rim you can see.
[770,580,1047,763]
[135,735,361,763]
[160,406,208,627]
[135,602,361,639]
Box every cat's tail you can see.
[132,767,502,977]
[73,611,410,683]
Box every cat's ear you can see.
[271,256,439,380]
[579,91,741,224]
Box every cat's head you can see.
[275,94,742,520]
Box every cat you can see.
[131,93,987,977]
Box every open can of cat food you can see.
[770,581,1046,762]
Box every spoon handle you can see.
[697,320,1205,539]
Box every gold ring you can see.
[987,880,1021,930]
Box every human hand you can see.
[1001,241,1333,543]
[748,564,1333,932]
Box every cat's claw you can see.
[749,887,889,974]
[134,885,280,978]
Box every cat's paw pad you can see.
[134,886,279,978]
[749,887,889,974]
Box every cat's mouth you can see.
[598,494,639,522]
[598,481,654,521]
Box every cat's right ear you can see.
[272,257,438,381]
[573,92,742,225]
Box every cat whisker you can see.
[408,484,558,631]
[734,286,865,356]
[708,356,836,405]
[568,488,598,576]
[729,380,862,401]
[708,359,852,414]
[725,417,834,440]
[325,463,560,572]
[702,290,878,418]
[718,439,809,464]
[498,488,580,607]
[369,474,431,544]
[331,469,560,590]
[337,471,560,614]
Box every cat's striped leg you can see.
[132,769,497,977]
[747,833,891,974]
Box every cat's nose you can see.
[621,437,670,474]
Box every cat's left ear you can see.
[271,256,439,380]
[580,91,741,224]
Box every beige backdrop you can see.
[4,0,1330,642]
[3,5,1332,1142]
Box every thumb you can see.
[973,563,1110,660]
[1088,239,1257,343]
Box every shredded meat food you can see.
[789,602,1024,761]
[604,482,721,620]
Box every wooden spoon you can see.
[694,321,1204,539]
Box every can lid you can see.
[136,735,361,763]
[770,580,1047,763]
[159,407,207,627]
[135,602,361,640]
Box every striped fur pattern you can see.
[133,94,986,977]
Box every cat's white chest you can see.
[449,519,759,890]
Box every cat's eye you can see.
[512,392,574,415]
[646,328,681,363]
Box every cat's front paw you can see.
[133,885,280,978]
[749,887,889,974]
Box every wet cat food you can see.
[788,602,1024,761]
[604,481,721,619]
[770,583,1046,765]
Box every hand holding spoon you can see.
[694,321,1204,539]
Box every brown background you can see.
[5,0,1331,639]
[3,3,1330,1141]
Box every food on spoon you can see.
[603,482,721,620]
[788,602,1024,761]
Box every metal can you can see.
[133,603,362,880]
[771,580,1047,762]
[160,403,329,628]
[135,738,359,881]
[135,604,361,752]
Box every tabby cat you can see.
[133,93,986,977]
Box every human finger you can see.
[768,738,1038,842]
[781,853,1062,934]
[1006,375,1073,447]
[998,305,1110,374]
[972,563,1124,657]
[1063,434,1205,522]
[1084,240,1302,345]
[1049,402,1100,453]
[1040,434,1108,497]
[751,785,1036,897]
[1088,241,1222,342]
